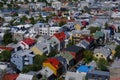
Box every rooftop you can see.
[77,65,93,73]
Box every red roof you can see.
[111,78,120,80]
[42,7,54,12]
[44,58,61,69]
[67,19,75,22]
[22,38,35,45]
[52,17,67,23]
[54,32,66,42]
[3,74,18,80]
[110,25,116,30]
[83,36,94,43]
[0,46,13,51]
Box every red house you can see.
[19,38,35,49]
[53,32,66,51]
[2,74,18,80]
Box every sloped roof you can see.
[44,58,62,69]
[0,46,13,51]
[3,74,18,80]
[22,38,35,45]
[65,45,83,53]
[54,32,66,42]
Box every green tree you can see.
[115,45,120,58]
[66,39,74,47]
[0,2,3,9]
[83,50,93,64]
[48,50,58,57]
[20,16,28,23]
[88,27,101,34]
[29,17,36,24]
[3,31,13,45]
[0,50,11,62]
[59,21,67,27]
[22,55,47,73]
[0,17,4,22]
[97,58,109,71]
[104,22,109,29]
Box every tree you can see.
[22,55,47,73]
[104,22,109,29]
[66,39,74,47]
[3,31,13,45]
[59,21,67,27]
[83,50,93,64]
[48,50,58,57]
[0,50,11,62]
[29,17,36,24]
[0,2,3,9]
[115,45,120,58]
[20,16,28,23]
[97,58,109,71]
[88,27,101,34]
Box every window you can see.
[101,55,103,57]
[69,77,76,80]
[96,54,98,57]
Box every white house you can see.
[52,1,61,10]
[16,73,33,80]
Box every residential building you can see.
[33,22,61,36]
[11,50,35,71]
[16,73,33,80]
[94,31,105,45]
[40,67,56,80]
[30,42,50,56]
[110,58,120,79]
[2,74,18,80]
[65,71,85,80]
[76,36,94,49]
[43,58,63,76]
[19,38,35,49]
[52,31,66,51]
[86,70,110,80]
[55,56,67,73]
[65,45,84,62]
[57,51,75,68]
[94,46,112,60]
[76,65,94,74]
[52,1,61,10]
[71,30,90,44]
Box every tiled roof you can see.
[83,36,94,43]
[0,46,13,51]
[22,38,35,45]
[65,45,83,53]
[54,32,66,42]
[44,58,62,69]
[3,74,18,80]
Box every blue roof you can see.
[77,65,93,73]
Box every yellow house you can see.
[74,24,81,30]
[30,46,42,55]
[94,47,112,60]
[94,53,107,60]
[43,58,62,76]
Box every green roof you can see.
[58,51,74,61]
[94,31,104,39]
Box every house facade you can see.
[10,50,35,71]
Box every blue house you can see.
[86,70,110,80]
[10,50,35,71]
[55,56,67,73]
[77,65,93,74]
